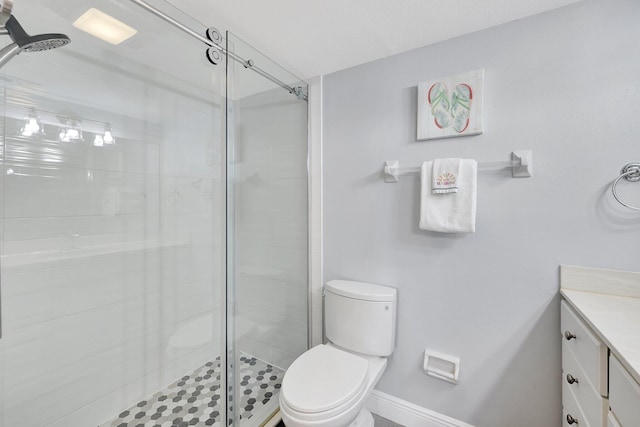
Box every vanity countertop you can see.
[561,289,640,384]
[560,265,640,385]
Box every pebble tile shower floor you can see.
[100,353,284,427]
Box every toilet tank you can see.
[324,280,397,356]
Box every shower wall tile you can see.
[272,210,307,249]
[2,263,217,332]
[269,178,307,214]
[236,210,307,251]
[237,302,307,350]
[1,289,218,377]
[237,211,275,246]
[236,274,307,321]
[3,214,159,242]
[4,135,161,176]
[271,145,308,180]
[2,167,161,218]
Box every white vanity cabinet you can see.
[560,266,640,427]
[561,301,608,427]
[561,299,640,427]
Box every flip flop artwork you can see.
[417,69,484,140]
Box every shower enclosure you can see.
[0,1,308,426]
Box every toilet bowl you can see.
[280,343,387,427]
[279,280,397,427]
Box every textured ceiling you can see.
[174,0,583,79]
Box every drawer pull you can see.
[564,330,576,340]
[566,414,578,425]
[566,374,579,384]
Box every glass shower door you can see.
[0,1,226,426]
[225,31,309,427]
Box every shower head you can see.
[0,14,69,68]
[17,33,70,52]
[5,15,70,50]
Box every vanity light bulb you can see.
[26,118,40,133]
[21,117,41,136]
[67,128,79,140]
[103,129,114,144]
[93,134,104,147]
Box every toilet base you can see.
[349,408,373,427]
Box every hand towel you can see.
[432,158,461,194]
[419,159,477,233]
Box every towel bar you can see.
[383,150,533,183]
[612,162,640,211]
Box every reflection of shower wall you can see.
[0,85,224,427]
[235,88,308,370]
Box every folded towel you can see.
[432,158,461,194]
[419,159,477,233]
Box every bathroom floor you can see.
[371,414,404,427]
[275,414,403,427]
[100,353,283,427]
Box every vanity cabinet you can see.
[609,355,640,427]
[561,301,608,427]
[561,300,640,427]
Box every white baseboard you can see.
[367,390,474,427]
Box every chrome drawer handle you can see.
[566,414,578,425]
[566,374,579,384]
[564,331,576,340]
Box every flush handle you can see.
[566,414,578,425]
[566,374,578,384]
[564,331,576,340]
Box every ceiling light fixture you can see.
[73,8,137,45]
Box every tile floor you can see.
[100,353,283,427]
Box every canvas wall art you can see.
[417,69,484,140]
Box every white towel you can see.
[432,158,462,194]
[419,159,477,233]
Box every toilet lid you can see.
[281,345,369,414]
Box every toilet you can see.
[280,280,397,427]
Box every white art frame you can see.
[417,69,484,140]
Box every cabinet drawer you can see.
[607,411,622,427]
[562,341,608,427]
[609,355,640,427]
[563,383,592,427]
[561,301,608,396]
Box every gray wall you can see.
[322,0,640,426]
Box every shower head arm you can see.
[0,41,20,68]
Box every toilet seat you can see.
[281,345,369,415]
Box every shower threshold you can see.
[100,353,284,427]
